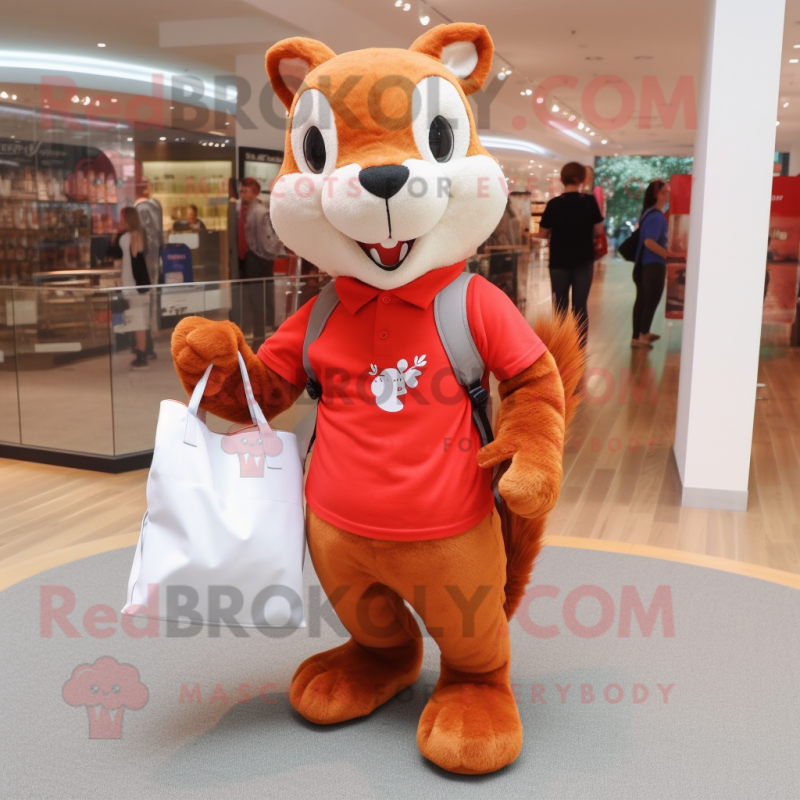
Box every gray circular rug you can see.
[2,545,799,799]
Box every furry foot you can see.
[417,671,522,775]
[290,638,422,724]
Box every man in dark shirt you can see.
[537,162,605,346]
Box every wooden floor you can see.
[2,257,800,580]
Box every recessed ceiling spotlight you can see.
[111,98,118,103]
[71,95,79,103]
[590,131,596,136]
[170,105,175,110]
[535,96,543,104]
[97,43,106,48]
[498,72,506,80]
[82,96,91,105]
[776,120,781,125]
[794,44,800,48]
[95,100,99,106]
[394,0,403,5]
[791,58,799,64]
[601,138,608,144]
[578,122,585,129]
[0,91,7,99]
[11,94,17,100]
[784,102,790,107]
[127,137,133,141]
[419,13,430,25]
[525,88,532,96]
[568,114,576,121]
[552,104,559,112]
[159,136,166,140]
[403,2,410,10]
[520,91,526,96]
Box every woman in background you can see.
[632,181,675,348]
[119,207,152,368]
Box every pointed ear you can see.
[409,23,494,95]
[265,37,337,110]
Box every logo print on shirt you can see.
[369,355,427,413]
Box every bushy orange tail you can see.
[502,311,585,619]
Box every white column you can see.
[673,0,786,511]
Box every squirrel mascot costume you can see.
[172,23,583,775]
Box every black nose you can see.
[358,165,409,200]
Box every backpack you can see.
[301,271,499,499]
[617,207,658,263]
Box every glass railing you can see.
[0,275,329,460]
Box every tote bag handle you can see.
[183,353,283,459]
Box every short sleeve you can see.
[257,295,318,387]
[539,198,556,230]
[467,276,547,381]
[589,195,604,224]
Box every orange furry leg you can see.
[290,511,423,725]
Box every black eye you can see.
[428,115,454,163]
[112,684,121,693]
[303,126,326,173]
[90,685,100,694]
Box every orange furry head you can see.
[264,24,507,291]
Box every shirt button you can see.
[382,296,391,304]
[379,330,388,340]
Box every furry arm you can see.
[171,317,303,424]
[476,351,566,519]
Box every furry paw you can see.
[417,681,522,774]
[290,638,422,725]
[171,317,246,395]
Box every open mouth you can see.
[356,238,416,271]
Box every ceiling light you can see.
[170,105,175,110]
[419,14,430,25]
[520,91,526,96]
[395,0,403,5]
[578,122,585,129]
[498,72,506,80]
[71,94,79,102]
[590,131,596,136]
[562,110,568,116]
[776,120,781,125]
[478,134,548,156]
[111,98,117,103]
[784,102,790,107]
[159,135,166,140]
[97,43,106,48]
[552,104,559,112]
[0,91,7,99]
[791,59,799,64]
[127,136,133,141]
[794,44,800,48]
[503,68,512,75]
[525,89,532,96]
[601,138,608,144]
[11,94,17,100]
[568,114,576,121]
[82,96,91,105]
[403,2,411,9]
[529,159,535,163]
[95,100,100,106]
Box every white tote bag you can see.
[122,353,306,629]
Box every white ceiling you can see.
[3,0,800,177]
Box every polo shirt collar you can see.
[335,261,466,314]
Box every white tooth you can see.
[369,247,385,266]
[399,242,409,260]
[380,238,397,249]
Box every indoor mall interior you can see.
[1,1,799,797]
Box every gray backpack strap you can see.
[302,281,340,399]
[434,272,493,448]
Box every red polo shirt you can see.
[257,262,547,541]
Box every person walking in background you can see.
[134,179,163,360]
[186,204,207,232]
[236,177,281,344]
[631,180,675,348]
[119,207,152,369]
[537,162,605,347]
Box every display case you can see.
[0,275,327,470]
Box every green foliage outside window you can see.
[595,156,693,237]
